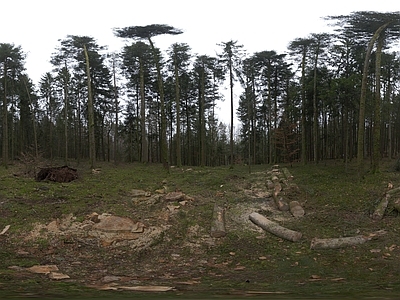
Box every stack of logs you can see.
[211,165,388,250]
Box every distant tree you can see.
[326,11,400,174]
[0,43,25,168]
[218,40,243,167]
[167,43,191,167]
[39,72,60,160]
[114,24,183,170]
[309,33,331,163]
[288,38,314,164]
[121,41,153,163]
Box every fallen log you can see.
[371,193,390,220]
[289,201,305,217]
[310,235,369,250]
[393,198,400,212]
[249,212,302,242]
[386,186,400,195]
[282,168,294,181]
[210,204,226,238]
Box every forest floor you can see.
[1,160,400,299]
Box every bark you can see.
[83,45,96,169]
[357,22,390,176]
[282,168,294,181]
[249,212,302,242]
[272,179,289,211]
[310,235,369,250]
[289,201,305,217]
[372,194,390,220]
[393,198,400,212]
[210,204,226,238]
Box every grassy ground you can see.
[1,159,400,299]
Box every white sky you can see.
[2,0,398,124]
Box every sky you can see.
[2,0,398,124]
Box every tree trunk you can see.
[372,34,384,173]
[249,212,302,242]
[357,23,389,177]
[372,194,390,221]
[139,59,148,163]
[2,60,8,168]
[310,235,369,250]
[173,50,182,167]
[84,45,96,169]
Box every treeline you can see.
[0,11,399,172]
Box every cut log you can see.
[372,193,390,220]
[289,201,305,217]
[310,235,369,250]
[210,204,226,238]
[275,196,289,211]
[282,168,294,181]
[393,198,400,212]
[249,212,302,242]
[386,186,400,195]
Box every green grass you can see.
[2,159,400,298]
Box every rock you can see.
[164,192,185,202]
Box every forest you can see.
[0,11,399,172]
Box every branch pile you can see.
[36,166,78,183]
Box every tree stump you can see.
[289,201,305,217]
[249,212,302,242]
[210,204,226,238]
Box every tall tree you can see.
[218,40,244,167]
[114,24,183,170]
[83,44,95,169]
[0,43,25,168]
[326,11,400,175]
[121,41,153,163]
[167,43,191,167]
[288,38,313,164]
[309,33,331,163]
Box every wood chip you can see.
[0,225,10,235]
[118,285,174,292]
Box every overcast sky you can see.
[2,0,398,124]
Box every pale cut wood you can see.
[310,235,369,250]
[289,201,305,217]
[249,212,302,242]
[210,204,226,238]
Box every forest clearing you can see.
[1,160,400,299]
